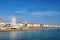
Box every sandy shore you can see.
[0,27,60,32]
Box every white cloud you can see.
[16,10,28,13]
[30,11,59,16]
[15,10,60,16]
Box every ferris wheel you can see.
[9,15,17,23]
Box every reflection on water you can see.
[9,32,18,40]
[0,29,60,40]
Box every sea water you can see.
[0,29,60,40]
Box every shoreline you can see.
[0,27,60,32]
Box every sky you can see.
[0,0,60,25]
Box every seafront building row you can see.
[0,18,60,29]
[0,15,60,30]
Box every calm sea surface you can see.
[0,29,60,40]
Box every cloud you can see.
[16,10,28,13]
[15,10,60,17]
[30,11,60,16]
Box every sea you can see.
[0,29,60,40]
